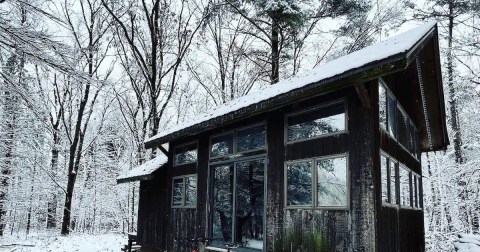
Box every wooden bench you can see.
[120,232,139,252]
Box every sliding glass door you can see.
[211,158,265,250]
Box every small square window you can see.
[287,103,346,143]
[210,133,234,157]
[236,124,266,152]
[174,143,197,166]
[172,175,197,208]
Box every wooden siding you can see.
[136,83,425,251]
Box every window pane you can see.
[387,93,396,139]
[235,159,265,249]
[399,166,411,207]
[173,178,184,206]
[185,176,197,206]
[237,124,266,152]
[416,175,421,208]
[287,103,345,142]
[381,154,389,203]
[317,156,348,207]
[390,159,397,204]
[379,83,387,131]
[174,143,197,165]
[286,161,313,206]
[211,133,234,157]
[211,164,234,242]
[397,106,410,151]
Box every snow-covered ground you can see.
[454,234,480,252]
[0,232,126,252]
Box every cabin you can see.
[117,21,448,252]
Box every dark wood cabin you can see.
[117,21,448,252]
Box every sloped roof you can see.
[145,21,441,149]
[116,154,168,184]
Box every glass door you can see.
[211,158,265,250]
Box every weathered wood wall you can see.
[137,80,426,251]
[375,75,425,252]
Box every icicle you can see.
[416,56,433,150]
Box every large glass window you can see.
[286,161,313,206]
[210,124,266,159]
[379,83,387,131]
[236,124,266,152]
[210,159,265,250]
[174,142,198,166]
[390,159,398,205]
[399,165,411,207]
[378,80,419,159]
[317,156,348,207]
[380,154,389,203]
[286,154,348,208]
[387,92,397,138]
[172,175,197,208]
[286,102,346,143]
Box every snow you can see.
[0,232,125,252]
[146,21,438,145]
[454,234,480,252]
[475,85,480,95]
[116,154,167,182]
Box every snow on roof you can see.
[116,154,168,183]
[146,21,437,146]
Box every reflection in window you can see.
[172,175,197,207]
[287,103,346,142]
[399,165,411,207]
[185,176,197,206]
[211,133,234,157]
[210,160,265,249]
[174,143,198,165]
[380,154,389,203]
[212,164,234,242]
[398,106,410,151]
[387,92,397,139]
[379,83,387,131]
[235,160,264,249]
[390,159,397,204]
[317,156,347,207]
[286,161,313,206]
[172,178,184,206]
[237,124,266,152]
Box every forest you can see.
[0,0,479,251]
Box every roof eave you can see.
[145,24,440,149]
[145,56,411,149]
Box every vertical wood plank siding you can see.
[136,83,427,251]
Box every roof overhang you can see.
[116,155,167,184]
[145,21,448,152]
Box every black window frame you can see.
[284,100,348,144]
[171,174,197,208]
[378,79,420,160]
[209,123,267,160]
[284,153,349,210]
[173,141,198,166]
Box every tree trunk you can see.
[271,17,280,84]
[447,5,463,164]
[47,129,60,229]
